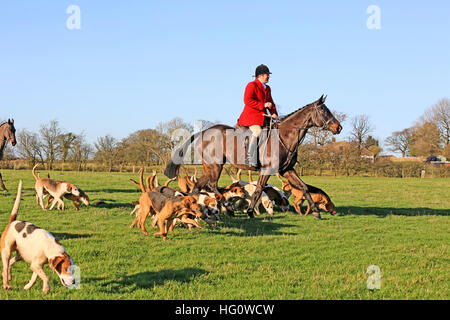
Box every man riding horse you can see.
[164,66,342,219]
[237,64,279,167]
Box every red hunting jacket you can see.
[237,79,278,127]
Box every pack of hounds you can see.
[1,164,336,294]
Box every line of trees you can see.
[4,118,194,172]
[384,98,450,158]
[2,98,448,175]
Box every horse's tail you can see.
[164,132,201,179]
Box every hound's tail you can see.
[224,167,238,184]
[139,167,146,193]
[236,169,242,181]
[276,173,285,184]
[146,170,159,192]
[164,177,176,187]
[151,170,159,190]
[8,180,22,225]
[32,164,39,181]
[164,132,202,179]
[248,170,255,183]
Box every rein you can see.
[268,103,329,171]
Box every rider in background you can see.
[237,64,279,167]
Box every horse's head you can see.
[311,95,342,135]
[2,119,16,146]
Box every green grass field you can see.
[0,169,448,300]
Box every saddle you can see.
[235,117,278,168]
[235,116,275,130]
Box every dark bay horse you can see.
[164,95,342,219]
[0,119,17,192]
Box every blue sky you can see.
[1,1,449,151]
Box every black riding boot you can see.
[246,135,259,167]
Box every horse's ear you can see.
[8,119,11,124]
[323,95,327,102]
[11,119,14,124]
[317,95,324,105]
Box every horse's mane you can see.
[279,103,313,122]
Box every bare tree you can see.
[384,128,413,158]
[58,132,77,163]
[40,120,62,169]
[156,117,193,137]
[307,111,347,146]
[1,144,15,160]
[409,122,442,157]
[16,129,45,165]
[350,115,374,150]
[423,98,450,146]
[70,133,93,171]
[118,129,173,167]
[94,135,117,172]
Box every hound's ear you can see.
[67,185,72,192]
[49,255,64,272]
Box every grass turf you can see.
[0,169,448,300]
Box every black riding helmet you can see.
[254,64,272,77]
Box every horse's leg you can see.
[206,164,223,193]
[0,173,7,193]
[283,170,321,219]
[194,163,222,193]
[246,174,270,218]
[194,174,210,193]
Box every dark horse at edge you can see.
[164,95,342,219]
[0,119,17,192]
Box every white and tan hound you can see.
[33,164,80,210]
[1,181,77,294]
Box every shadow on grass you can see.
[86,188,139,194]
[86,268,207,293]
[218,214,296,237]
[52,232,93,240]
[91,202,135,210]
[337,206,450,217]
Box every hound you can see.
[33,164,80,211]
[130,170,204,238]
[44,174,89,211]
[226,170,275,216]
[249,171,290,211]
[217,185,246,217]
[1,181,77,294]
[276,174,336,216]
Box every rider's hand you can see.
[264,102,273,109]
[271,114,279,120]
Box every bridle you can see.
[313,103,335,130]
[0,122,15,143]
[263,103,334,171]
